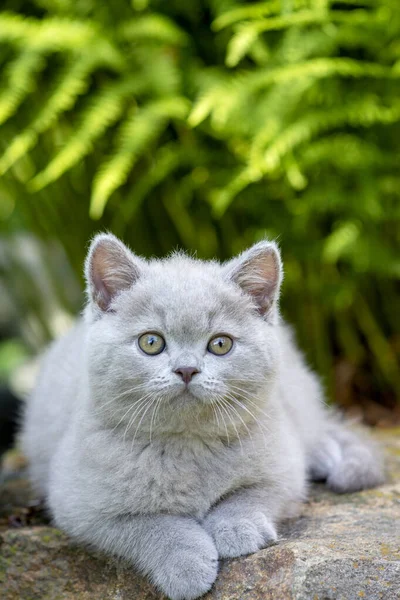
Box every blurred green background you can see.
[0,0,399,424]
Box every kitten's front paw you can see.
[203,511,277,558]
[152,533,218,600]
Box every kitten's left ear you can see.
[224,241,283,321]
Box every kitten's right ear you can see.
[85,233,143,312]
[224,240,283,322]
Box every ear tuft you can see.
[225,241,283,320]
[85,233,142,312]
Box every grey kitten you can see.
[20,234,384,600]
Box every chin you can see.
[185,386,219,405]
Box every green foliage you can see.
[0,0,399,410]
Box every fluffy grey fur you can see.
[20,234,384,600]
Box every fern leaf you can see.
[241,8,380,36]
[0,50,46,126]
[263,99,400,172]
[237,9,328,34]
[299,134,397,171]
[0,13,124,69]
[323,222,360,263]
[90,97,189,219]
[0,56,103,175]
[119,14,188,45]
[0,12,93,49]
[0,12,36,43]
[192,57,397,131]
[212,1,296,31]
[114,142,185,229]
[211,167,261,216]
[225,14,391,68]
[188,88,221,127]
[248,57,396,91]
[29,79,141,191]
[226,25,259,67]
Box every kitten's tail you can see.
[309,419,385,493]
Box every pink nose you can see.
[174,367,200,384]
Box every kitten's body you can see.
[21,237,383,600]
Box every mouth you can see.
[165,385,209,406]
[161,381,221,405]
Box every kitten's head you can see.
[84,234,282,440]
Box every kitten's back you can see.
[20,322,86,495]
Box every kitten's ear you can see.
[85,233,143,312]
[225,241,283,321]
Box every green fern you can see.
[1,0,400,412]
[119,14,188,45]
[112,142,187,231]
[90,97,190,218]
[0,56,99,174]
[262,98,400,173]
[29,80,141,190]
[0,50,46,126]
[0,13,97,51]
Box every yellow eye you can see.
[207,335,233,356]
[138,333,165,355]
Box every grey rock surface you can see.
[1,430,399,600]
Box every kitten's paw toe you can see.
[153,537,218,600]
[206,512,277,558]
[327,461,385,493]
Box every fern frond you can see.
[212,1,304,31]
[250,56,397,90]
[0,55,105,175]
[323,221,360,263]
[226,25,259,67]
[234,8,383,36]
[0,50,45,126]
[188,87,222,128]
[262,99,400,172]
[0,13,124,70]
[0,12,95,50]
[213,0,391,32]
[190,57,396,130]
[299,134,397,171]
[113,142,185,229]
[90,97,190,219]
[119,14,188,45]
[234,10,329,34]
[29,80,141,190]
[131,46,182,96]
[210,167,260,216]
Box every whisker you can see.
[226,385,273,424]
[223,390,271,444]
[149,396,164,443]
[92,384,149,415]
[111,401,139,433]
[130,395,159,451]
[222,393,256,450]
[122,392,155,442]
[111,383,150,401]
[214,399,230,445]
[217,396,244,454]
[211,400,221,431]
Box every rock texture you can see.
[1,430,399,600]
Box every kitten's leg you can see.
[56,512,218,600]
[202,486,280,558]
[309,423,385,493]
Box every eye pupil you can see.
[138,333,165,355]
[207,335,233,356]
